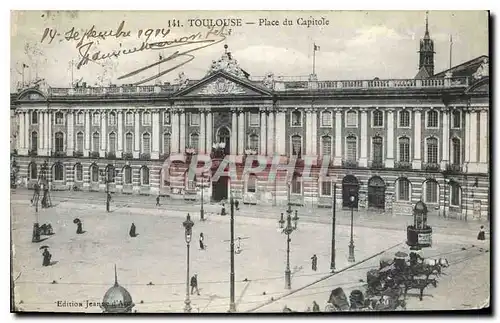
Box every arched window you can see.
[291,135,302,156]
[427,110,438,128]
[399,110,410,127]
[141,167,150,185]
[142,133,151,154]
[321,136,332,157]
[321,111,332,127]
[91,164,99,182]
[123,166,132,184]
[75,163,83,181]
[450,182,461,207]
[108,132,116,153]
[248,134,259,150]
[372,136,383,164]
[425,180,438,203]
[125,133,133,153]
[31,111,38,125]
[55,112,64,125]
[54,163,64,181]
[109,112,116,126]
[163,133,171,155]
[346,136,357,161]
[291,174,301,194]
[29,162,37,180]
[399,137,410,162]
[190,133,199,151]
[452,110,461,129]
[452,138,461,165]
[372,110,383,127]
[31,131,38,152]
[55,132,64,152]
[397,178,410,201]
[426,137,438,164]
[247,174,257,193]
[76,132,84,152]
[92,132,100,152]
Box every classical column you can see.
[38,112,44,155]
[412,109,422,169]
[18,112,25,154]
[479,109,488,165]
[100,111,107,158]
[206,110,213,151]
[134,111,140,158]
[260,107,267,155]
[24,111,30,153]
[359,109,368,167]
[117,111,123,158]
[84,111,90,154]
[334,109,342,166]
[266,109,274,155]
[171,109,180,154]
[440,108,450,168]
[305,109,313,155]
[469,110,478,166]
[237,109,245,155]
[67,111,74,156]
[179,109,186,153]
[385,109,395,168]
[152,110,160,159]
[311,109,318,156]
[199,109,206,155]
[276,108,286,155]
[231,109,238,155]
[464,110,470,164]
[47,112,52,153]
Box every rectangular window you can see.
[93,113,100,126]
[126,134,133,153]
[291,177,301,194]
[163,133,171,155]
[126,113,134,125]
[249,112,259,126]
[399,138,410,162]
[190,113,200,126]
[372,111,384,127]
[452,111,461,129]
[451,184,460,206]
[346,112,357,127]
[346,138,357,161]
[399,111,410,128]
[247,175,257,193]
[76,133,84,152]
[76,165,83,181]
[109,113,117,126]
[76,113,84,125]
[55,113,64,125]
[164,112,171,125]
[142,113,151,126]
[321,112,332,127]
[321,136,332,156]
[291,111,302,126]
[425,181,438,203]
[398,180,410,201]
[321,181,332,196]
[427,111,439,128]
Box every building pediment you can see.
[17,88,47,102]
[172,71,272,98]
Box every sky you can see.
[10,10,489,91]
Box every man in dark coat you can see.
[156,195,160,206]
[129,223,137,237]
[106,193,112,212]
[311,254,318,271]
[76,221,84,234]
[221,204,226,216]
[477,225,486,240]
[190,274,200,295]
[199,233,205,250]
[234,199,240,211]
[312,301,320,312]
[42,249,52,267]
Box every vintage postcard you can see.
[10,10,490,313]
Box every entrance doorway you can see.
[217,127,230,155]
[212,176,229,202]
[342,175,359,208]
[368,176,386,210]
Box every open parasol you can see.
[73,218,81,224]
[394,251,408,259]
[39,245,49,250]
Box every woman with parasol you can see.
[74,218,84,234]
[40,246,51,267]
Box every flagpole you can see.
[71,60,74,87]
[312,44,316,76]
[21,65,25,87]
[449,35,453,69]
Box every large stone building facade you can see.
[11,29,490,221]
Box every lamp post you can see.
[200,172,206,221]
[229,198,236,312]
[330,182,337,271]
[182,214,194,313]
[278,204,299,289]
[348,195,356,263]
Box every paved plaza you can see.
[11,189,490,313]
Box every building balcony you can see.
[123,152,133,159]
[89,151,100,158]
[28,149,38,157]
[370,160,384,169]
[51,151,67,157]
[394,161,412,170]
[106,152,116,160]
[342,160,358,168]
[139,153,151,160]
[444,163,463,174]
[423,163,440,171]
[73,151,84,158]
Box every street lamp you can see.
[200,172,206,221]
[182,214,194,313]
[331,180,338,271]
[278,204,298,289]
[348,195,356,263]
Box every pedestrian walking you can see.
[42,248,52,267]
[106,193,112,212]
[199,233,206,250]
[477,225,486,241]
[312,301,320,312]
[234,199,240,210]
[190,274,200,295]
[311,254,318,271]
[76,221,84,234]
[221,203,226,216]
[156,195,160,206]
[129,223,137,237]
